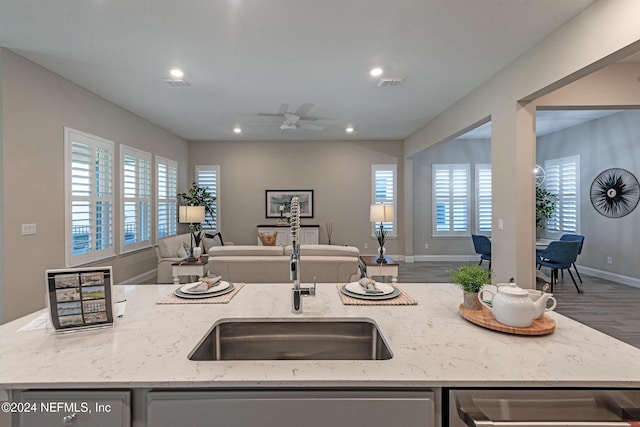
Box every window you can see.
[195,165,220,231]
[371,164,397,235]
[156,156,178,240]
[544,155,580,236]
[433,164,470,236]
[475,164,492,233]
[64,127,114,266]
[120,145,152,253]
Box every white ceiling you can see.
[0,0,599,141]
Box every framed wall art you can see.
[265,190,314,218]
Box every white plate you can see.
[340,284,401,301]
[180,280,230,295]
[345,281,395,296]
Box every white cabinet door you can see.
[13,390,130,427]
[147,390,434,427]
[300,228,319,244]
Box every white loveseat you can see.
[208,244,361,283]
[155,233,226,283]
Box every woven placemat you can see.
[336,284,417,306]
[157,283,244,304]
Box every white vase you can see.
[192,246,202,259]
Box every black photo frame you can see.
[265,190,314,218]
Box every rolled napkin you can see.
[358,277,384,294]
[186,276,222,293]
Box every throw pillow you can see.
[177,241,190,258]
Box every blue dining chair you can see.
[471,235,491,270]
[559,234,585,283]
[536,240,582,293]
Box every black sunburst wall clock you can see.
[589,168,640,218]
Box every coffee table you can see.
[359,255,399,284]
[171,259,209,285]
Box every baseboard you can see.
[577,265,640,288]
[117,268,157,286]
[413,255,478,262]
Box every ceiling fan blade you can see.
[278,103,289,115]
[257,113,284,117]
[294,103,314,117]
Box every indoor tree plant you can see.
[448,264,493,310]
[535,187,558,239]
[178,183,216,251]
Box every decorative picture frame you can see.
[45,266,114,333]
[265,190,314,218]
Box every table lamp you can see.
[179,206,206,261]
[370,204,394,263]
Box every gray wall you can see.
[411,138,492,258]
[0,49,189,322]
[188,139,404,255]
[537,110,640,280]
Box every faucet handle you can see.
[309,276,317,296]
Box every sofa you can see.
[155,232,226,283]
[207,244,361,283]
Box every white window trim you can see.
[475,163,492,234]
[64,127,115,267]
[156,156,178,242]
[120,145,152,253]
[371,164,398,237]
[195,164,220,232]
[432,163,471,237]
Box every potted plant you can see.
[448,264,492,310]
[535,187,558,239]
[178,183,216,251]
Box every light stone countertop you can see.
[1,282,640,389]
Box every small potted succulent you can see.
[448,264,493,310]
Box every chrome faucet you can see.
[290,197,315,313]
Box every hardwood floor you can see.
[397,261,640,349]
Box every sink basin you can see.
[188,318,393,361]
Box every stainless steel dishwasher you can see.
[449,389,640,427]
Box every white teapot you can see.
[478,283,537,328]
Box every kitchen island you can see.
[2,282,640,426]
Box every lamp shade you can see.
[370,204,394,222]
[179,205,205,224]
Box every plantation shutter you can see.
[476,164,492,233]
[121,145,151,252]
[157,156,178,239]
[196,165,219,231]
[371,164,397,235]
[544,155,580,236]
[433,164,470,236]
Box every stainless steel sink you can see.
[188,318,393,361]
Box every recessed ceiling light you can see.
[369,67,383,77]
[346,126,355,133]
[169,68,184,78]
[233,127,242,134]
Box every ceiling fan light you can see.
[346,126,354,133]
[233,127,242,134]
[369,67,383,77]
[169,68,184,78]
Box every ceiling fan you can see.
[257,103,325,131]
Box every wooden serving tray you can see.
[458,304,555,336]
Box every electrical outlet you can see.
[363,243,368,249]
[21,223,37,235]
[607,257,613,265]
[424,243,429,249]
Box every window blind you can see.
[157,156,178,239]
[195,165,219,231]
[371,164,397,234]
[433,164,470,236]
[65,128,114,266]
[121,145,152,252]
